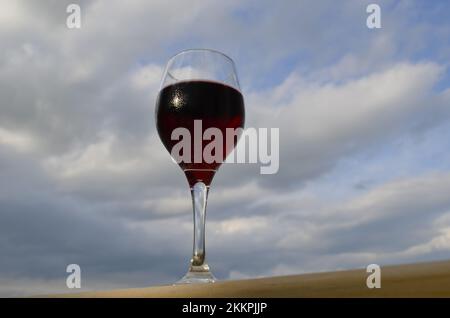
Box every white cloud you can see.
[240,62,448,188]
[130,64,164,91]
[0,126,36,152]
[212,216,268,235]
[0,1,28,29]
[401,227,450,257]
[43,132,159,178]
[1,0,450,296]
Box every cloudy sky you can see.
[1,0,450,296]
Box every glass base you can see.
[175,264,217,284]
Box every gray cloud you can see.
[1,0,450,296]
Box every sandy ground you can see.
[43,260,450,298]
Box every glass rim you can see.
[167,48,236,66]
[162,48,241,91]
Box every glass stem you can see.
[176,180,216,283]
[190,181,209,269]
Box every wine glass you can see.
[155,49,245,283]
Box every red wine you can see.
[156,80,245,186]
